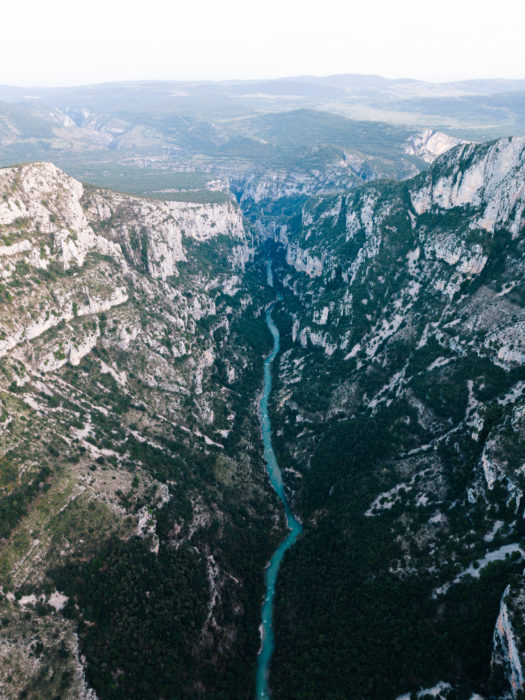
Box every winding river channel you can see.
[256,266,303,699]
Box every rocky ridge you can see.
[0,162,278,699]
[265,136,525,699]
[405,128,466,164]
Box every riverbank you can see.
[255,270,303,699]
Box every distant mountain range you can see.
[2,73,525,136]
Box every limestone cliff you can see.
[0,162,276,699]
[265,136,525,699]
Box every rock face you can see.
[405,128,466,163]
[0,162,122,270]
[492,586,525,698]
[411,136,525,236]
[238,163,366,207]
[264,136,525,699]
[85,187,248,280]
[277,137,525,354]
[0,162,277,699]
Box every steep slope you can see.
[1,135,524,700]
[266,137,525,698]
[0,162,281,699]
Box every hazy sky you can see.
[3,0,525,86]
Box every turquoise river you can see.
[255,266,303,699]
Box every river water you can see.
[255,266,302,699]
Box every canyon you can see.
[0,95,523,699]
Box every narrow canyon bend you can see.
[0,133,523,700]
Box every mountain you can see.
[0,161,281,699]
[0,100,440,178]
[264,136,525,698]
[0,102,55,150]
[7,74,513,217]
[0,95,456,219]
[0,134,523,700]
[2,75,525,130]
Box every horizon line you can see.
[2,72,525,91]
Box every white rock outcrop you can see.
[405,128,465,164]
[86,191,246,280]
[411,137,525,236]
[492,587,525,698]
[0,162,124,270]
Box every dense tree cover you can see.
[295,402,431,518]
[53,537,209,699]
[40,272,279,700]
[51,490,278,699]
[272,516,522,699]
[190,503,282,698]
[266,260,525,698]
[267,356,524,697]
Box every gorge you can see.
[256,268,302,699]
[0,128,523,700]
